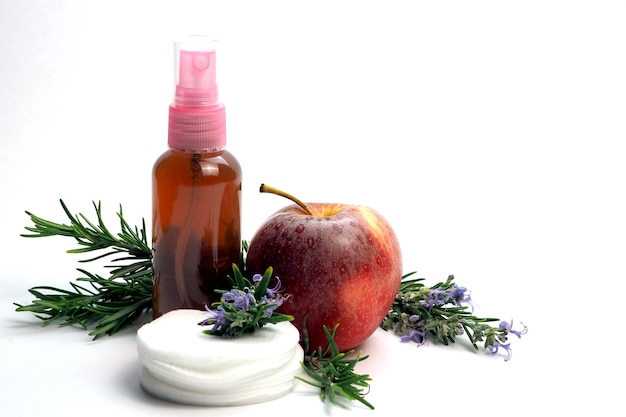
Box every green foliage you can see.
[14,200,153,339]
[296,320,374,410]
[199,264,294,337]
[381,273,514,354]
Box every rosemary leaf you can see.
[380,273,527,361]
[296,321,375,410]
[14,200,153,339]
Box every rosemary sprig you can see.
[296,319,374,410]
[198,264,294,336]
[14,200,153,339]
[380,272,527,361]
[22,199,151,260]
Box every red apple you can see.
[245,184,403,353]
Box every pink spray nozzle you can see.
[175,48,218,106]
[169,36,227,152]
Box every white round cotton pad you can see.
[137,309,304,406]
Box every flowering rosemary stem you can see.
[381,273,527,361]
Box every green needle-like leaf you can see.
[14,200,153,339]
[199,264,293,337]
[296,321,374,410]
[380,273,522,357]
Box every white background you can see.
[1,1,624,415]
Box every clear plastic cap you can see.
[174,37,218,107]
[168,35,227,152]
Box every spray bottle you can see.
[152,36,242,318]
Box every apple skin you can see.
[245,202,402,352]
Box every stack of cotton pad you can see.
[137,309,304,406]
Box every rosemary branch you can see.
[380,272,527,361]
[14,200,153,339]
[296,319,374,410]
[198,264,294,337]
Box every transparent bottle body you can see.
[152,149,241,318]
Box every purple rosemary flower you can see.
[265,276,283,298]
[419,281,474,312]
[260,295,284,317]
[487,320,526,361]
[499,319,527,338]
[419,289,448,310]
[222,289,256,311]
[450,284,474,311]
[488,341,513,361]
[254,273,284,298]
[401,329,427,346]
[200,265,294,337]
[200,304,227,333]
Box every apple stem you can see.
[259,184,315,216]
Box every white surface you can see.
[1,1,624,415]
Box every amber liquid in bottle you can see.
[152,149,242,318]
